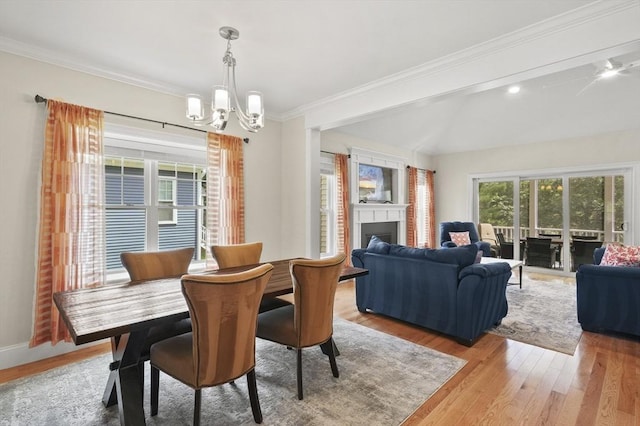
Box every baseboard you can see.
[0,339,107,370]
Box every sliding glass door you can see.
[475,168,631,274]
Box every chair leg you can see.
[324,338,339,378]
[296,349,303,400]
[193,389,201,426]
[247,369,263,424]
[151,365,159,416]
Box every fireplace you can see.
[361,222,398,248]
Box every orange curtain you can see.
[407,166,418,247]
[335,154,351,265]
[207,133,245,267]
[424,170,436,248]
[31,100,105,347]
[406,167,436,248]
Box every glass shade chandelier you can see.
[186,26,264,133]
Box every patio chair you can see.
[477,223,500,257]
[571,239,603,271]
[525,237,558,268]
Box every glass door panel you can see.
[478,181,515,259]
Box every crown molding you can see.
[281,0,639,122]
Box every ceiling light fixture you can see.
[507,85,521,94]
[186,26,264,133]
[597,59,621,79]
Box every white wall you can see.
[0,51,285,368]
[434,129,640,242]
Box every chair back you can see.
[211,242,263,269]
[439,222,481,245]
[181,263,273,388]
[291,253,346,348]
[478,223,498,246]
[120,247,194,281]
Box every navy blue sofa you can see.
[576,247,640,337]
[352,237,512,346]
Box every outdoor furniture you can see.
[478,223,500,257]
[496,232,513,259]
[571,239,603,271]
[525,237,558,268]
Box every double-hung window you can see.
[320,153,336,257]
[104,124,208,274]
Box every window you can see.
[104,124,207,273]
[320,153,336,257]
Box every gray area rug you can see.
[488,274,582,355]
[0,319,465,425]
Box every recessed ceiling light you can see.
[507,85,521,94]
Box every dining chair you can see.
[118,247,194,405]
[255,253,346,400]
[571,239,603,271]
[211,242,291,313]
[150,263,274,425]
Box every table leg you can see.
[102,335,121,407]
[519,264,523,289]
[102,330,149,426]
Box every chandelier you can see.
[186,26,264,133]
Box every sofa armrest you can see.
[576,264,640,336]
[441,241,457,249]
[456,262,511,344]
[351,249,366,268]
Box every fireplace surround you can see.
[350,148,407,250]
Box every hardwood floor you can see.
[2,274,639,425]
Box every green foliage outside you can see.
[479,176,623,233]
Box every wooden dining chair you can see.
[211,242,291,313]
[150,264,274,425]
[255,253,346,400]
[118,247,194,406]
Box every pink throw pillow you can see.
[600,244,640,267]
[449,231,471,246]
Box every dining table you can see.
[53,258,368,426]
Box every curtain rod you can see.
[320,150,350,157]
[407,165,436,174]
[34,95,249,144]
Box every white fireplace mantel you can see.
[352,203,408,249]
[349,148,408,249]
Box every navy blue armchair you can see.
[440,221,491,257]
[576,247,640,337]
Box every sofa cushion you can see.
[600,244,640,267]
[389,245,428,259]
[366,235,391,254]
[449,231,471,246]
[424,244,478,268]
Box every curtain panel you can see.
[31,100,105,347]
[335,154,351,266]
[407,167,418,247]
[406,167,436,249]
[206,133,245,268]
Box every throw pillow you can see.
[366,235,391,255]
[449,231,471,246]
[600,244,640,267]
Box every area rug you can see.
[0,319,466,425]
[488,274,582,355]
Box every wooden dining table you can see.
[53,259,368,426]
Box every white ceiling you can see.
[1,0,639,154]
